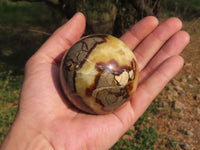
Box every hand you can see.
[0,13,189,150]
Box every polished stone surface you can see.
[60,34,139,114]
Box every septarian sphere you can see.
[60,34,139,114]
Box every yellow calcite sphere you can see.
[60,34,139,114]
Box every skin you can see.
[0,12,190,150]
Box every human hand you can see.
[1,13,189,150]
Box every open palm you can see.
[7,13,189,150]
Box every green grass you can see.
[111,103,160,150]
[0,104,18,142]
[111,99,180,150]
[0,70,22,142]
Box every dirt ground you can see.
[154,18,200,149]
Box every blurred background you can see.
[0,0,199,149]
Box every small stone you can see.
[181,77,187,83]
[185,63,192,67]
[197,94,200,100]
[188,84,194,89]
[186,130,193,137]
[179,90,186,95]
[167,94,173,101]
[175,85,183,91]
[172,79,181,86]
[194,94,200,100]
[168,84,174,90]
[179,143,192,150]
[122,134,131,140]
[196,76,200,82]
[197,108,200,115]
[187,75,192,80]
[174,101,185,109]
[160,101,168,108]
[172,90,179,97]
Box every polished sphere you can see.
[60,34,139,114]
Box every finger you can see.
[36,12,86,61]
[131,55,184,119]
[134,18,183,71]
[108,55,184,138]
[139,31,190,83]
[112,56,184,129]
[120,16,159,50]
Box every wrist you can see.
[0,113,53,150]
